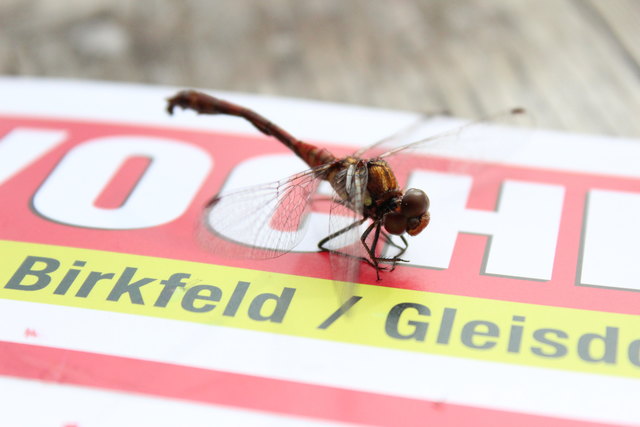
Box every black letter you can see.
[223,281,250,317]
[385,303,430,341]
[5,256,59,291]
[154,273,190,307]
[508,315,526,353]
[182,285,222,313]
[436,308,457,344]
[531,328,568,358]
[106,267,155,304]
[248,288,296,323]
[461,321,499,349]
[628,339,640,367]
[76,271,115,298]
[54,260,86,295]
[578,327,618,364]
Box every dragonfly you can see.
[166,90,523,282]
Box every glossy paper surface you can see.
[1,78,639,426]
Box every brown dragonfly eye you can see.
[401,188,429,218]
[383,212,407,235]
[406,213,430,236]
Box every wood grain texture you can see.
[1,0,638,137]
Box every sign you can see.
[1,78,639,426]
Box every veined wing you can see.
[379,108,526,159]
[354,108,528,163]
[325,161,369,290]
[353,108,531,264]
[200,163,332,259]
[352,115,429,159]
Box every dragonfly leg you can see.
[360,222,411,280]
[381,232,403,251]
[390,234,409,270]
[380,231,407,254]
[318,218,377,267]
[361,225,409,271]
[318,219,392,280]
[318,218,367,251]
[379,232,409,270]
[385,233,409,271]
[359,222,386,280]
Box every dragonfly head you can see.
[383,188,430,236]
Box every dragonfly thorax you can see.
[364,160,431,237]
[366,159,400,197]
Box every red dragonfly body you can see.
[167,90,432,280]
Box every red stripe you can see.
[0,341,609,427]
[2,116,640,316]
[93,156,151,209]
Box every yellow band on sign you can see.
[1,240,639,379]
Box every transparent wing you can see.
[324,162,369,290]
[354,109,532,265]
[355,108,530,164]
[352,115,430,158]
[200,164,332,259]
[379,108,527,159]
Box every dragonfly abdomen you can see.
[166,90,336,168]
[294,141,336,168]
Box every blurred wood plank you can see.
[0,0,638,137]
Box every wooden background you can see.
[1,0,639,138]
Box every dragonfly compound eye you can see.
[383,212,407,235]
[401,188,429,218]
[406,212,430,236]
